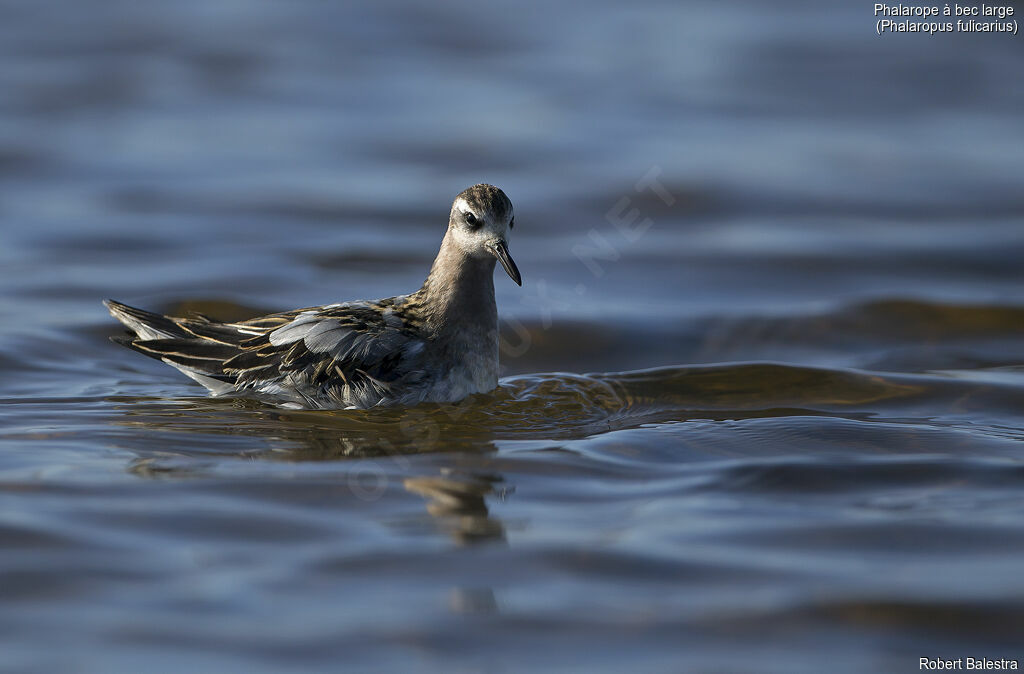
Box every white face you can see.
[448,197,514,258]
[447,195,521,285]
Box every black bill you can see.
[488,240,522,286]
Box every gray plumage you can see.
[105,184,520,409]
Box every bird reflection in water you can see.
[405,471,509,545]
[116,397,510,546]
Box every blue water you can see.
[1,1,1023,672]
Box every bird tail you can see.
[104,299,190,341]
[104,299,238,394]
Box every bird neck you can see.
[418,230,497,335]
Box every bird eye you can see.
[464,212,480,228]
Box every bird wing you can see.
[220,301,429,404]
[106,298,428,407]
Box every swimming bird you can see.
[105,184,521,409]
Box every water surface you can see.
[2,1,1023,672]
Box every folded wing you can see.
[106,299,427,407]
